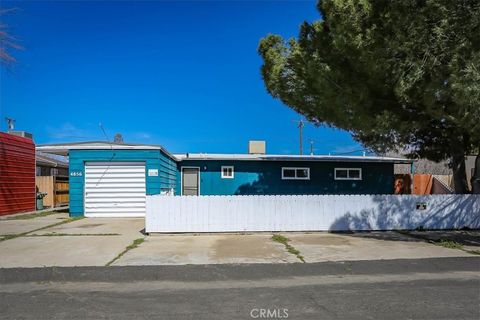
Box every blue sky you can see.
[0,0,362,155]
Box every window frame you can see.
[334,168,362,181]
[221,166,234,179]
[281,167,310,180]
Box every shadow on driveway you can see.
[406,230,480,247]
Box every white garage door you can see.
[84,162,146,217]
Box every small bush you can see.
[437,239,463,249]
[272,234,289,244]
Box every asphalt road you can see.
[0,257,479,320]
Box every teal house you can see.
[37,141,412,217]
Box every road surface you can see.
[0,257,479,319]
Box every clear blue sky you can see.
[0,0,362,155]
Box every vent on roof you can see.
[248,141,266,154]
[8,131,33,140]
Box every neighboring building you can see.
[36,152,69,176]
[35,152,70,208]
[393,156,450,175]
[0,132,36,216]
[393,154,477,193]
[36,141,412,218]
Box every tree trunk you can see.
[471,155,480,194]
[451,149,469,194]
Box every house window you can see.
[282,167,310,180]
[334,168,362,180]
[221,166,234,179]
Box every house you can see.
[176,153,410,196]
[36,141,413,218]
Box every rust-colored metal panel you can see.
[413,174,433,195]
[0,132,36,215]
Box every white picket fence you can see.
[145,194,480,233]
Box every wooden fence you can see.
[35,176,69,208]
[146,194,480,233]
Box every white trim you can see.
[36,142,177,160]
[180,166,201,196]
[84,161,146,166]
[221,166,234,179]
[334,168,362,180]
[37,145,163,152]
[281,167,310,180]
[174,153,413,164]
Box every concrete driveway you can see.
[0,212,145,268]
[285,232,475,262]
[112,234,298,266]
[0,211,478,267]
[0,212,70,235]
[113,231,476,265]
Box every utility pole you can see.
[5,117,15,131]
[292,119,304,155]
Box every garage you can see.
[35,142,178,217]
[84,162,146,217]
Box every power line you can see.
[99,122,115,152]
[331,149,372,156]
[99,123,110,142]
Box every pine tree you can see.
[258,0,480,193]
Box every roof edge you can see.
[174,153,414,164]
[36,141,178,161]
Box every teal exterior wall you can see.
[69,149,176,217]
[177,160,394,195]
[69,148,395,216]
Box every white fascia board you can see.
[176,153,413,164]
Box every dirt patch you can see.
[213,236,282,259]
[172,237,197,248]
[77,224,104,229]
[290,235,351,246]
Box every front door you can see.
[182,168,199,195]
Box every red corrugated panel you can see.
[0,132,36,215]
